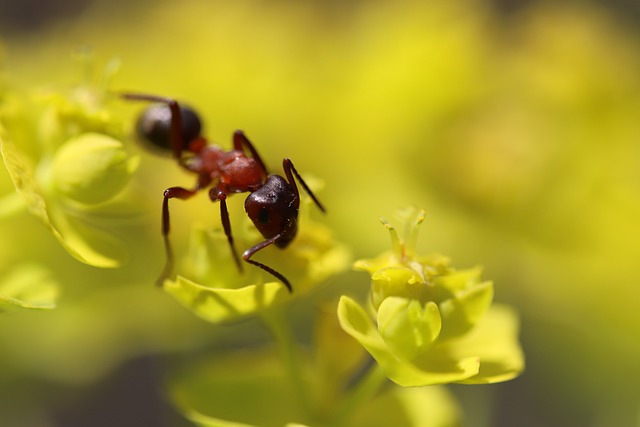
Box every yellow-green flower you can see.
[0,65,138,268]
[338,207,524,386]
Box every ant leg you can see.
[233,130,269,177]
[121,93,185,160]
[209,188,244,273]
[242,235,293,293]
[157,186,198,286]
[282,158,326,213]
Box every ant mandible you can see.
[122,93,326,293]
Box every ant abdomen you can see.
[137,104,202,152]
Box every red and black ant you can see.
[122,93,325,292]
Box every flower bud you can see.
[369,266,427,311]
[50,132,139,204]
[340,207,524,387]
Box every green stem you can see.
[331,363,388,427]
[261,308,311,415]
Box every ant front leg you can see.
[242,236,293,293]
[209,188,244,273]
[157,186,198,286]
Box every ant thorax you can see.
[186,145,264,193]
[218,152,264,193]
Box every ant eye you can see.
[258,207,270,224]
[136,104,202,152]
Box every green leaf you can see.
[163,275,290,323]
[337,296,479,387]
[0,263,58,312]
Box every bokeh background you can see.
[1,0,639,426]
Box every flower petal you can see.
[337,296,479,386]
[0,263,58,312]
[377,296,441,361]
[438,279,494,339]
[163,275,289,323]
[435,304,524,384]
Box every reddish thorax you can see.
[187,143,265,194]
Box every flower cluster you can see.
[0,59,138,270]
[338,208,524,386]
[0,58,138,311]
[168,208,523,427]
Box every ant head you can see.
[245,175,299,248]
[136,103,202,153]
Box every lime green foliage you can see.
[339,208,524,386]
[0,263,58,312]
[0,64,139,268]
[171,315,461,427]
[169,208,520,426]
[181,366,460,427]
[0,58,220,405]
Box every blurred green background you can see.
[1,0,639,426]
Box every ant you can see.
[122,93,325,293]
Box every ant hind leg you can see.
[157,186,198,286]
